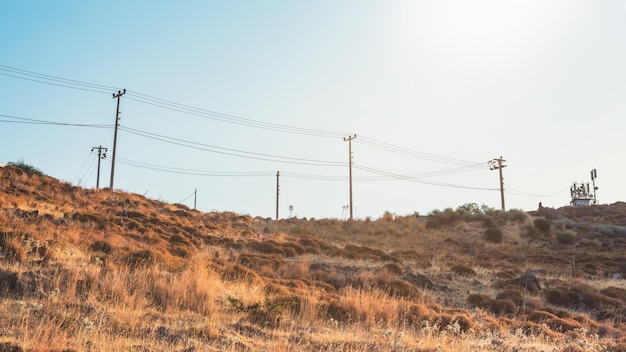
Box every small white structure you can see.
[570,169,598,206]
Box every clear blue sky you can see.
[1,1,625,219]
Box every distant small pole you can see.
[91,146,108,189]
[276,171,280,220]
[109,89,126,190]
[489,156,507,211]
[343,134,357,220]
[194,188,197,210]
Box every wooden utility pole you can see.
[91,146,107,189]
[490,156,507,211]
[109,89,126,190]
[276,171,280,220]
[343,134,356,220]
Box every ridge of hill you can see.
[1,165,625,351]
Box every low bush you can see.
[426,208,461,229]
[556,232,576,245]
[544,289,579,309]
[466,293,515,315]
[89,240,112,254]
[456,203,482,216]
[495,289,524,306]
[484,227,503,243]
[533,217,552,233]
[8,159,44,176]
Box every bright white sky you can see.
[1,1,625,219]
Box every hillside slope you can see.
[1,165,625,351]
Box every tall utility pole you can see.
[194,188,197,210]
[343,134,357,220]
[489,156,507,211]
[91,146,108,189]
[109,89,126,190]
[276,171,280,220]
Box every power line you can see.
[0,112,344,167]
[2,64,498,173]
[73,151,94,184]
[109,157,485,184]
[356,136,488,166]
[353,163,499,191]
[504,184,569,198]
[124,92,347,138]
[77,157,97,186]
[0,65,120,93]
[118,126,346,167]
[0,113,111,128]
[177,191,196,204]
[0,65,348,138]
[116,157,276,177]
[2,64,502,193]
[81,160,98,187]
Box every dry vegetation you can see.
[1,164,626,351]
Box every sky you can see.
[1,1,625,220]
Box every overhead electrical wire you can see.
[116,157,276,177]
[111,158,487,183]
[2,64,491,167]
[124,92,348,138]
[118,126,346,167]
[0,65,121,94]
[177,191,196,204]
[356,136,488,167]
[353,163,499,191]
[503,183,569,198]
[80,159,98,187]
[0,64,347,138]
[73,150,95,185]
[0,113,111,129]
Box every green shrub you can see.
[7,159,44,176]
[484,227,503,243]
[556,232,576,245]
[533,218,552,233]
[426,208,461,229]
[456,203,482,216]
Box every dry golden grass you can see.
[1,165,626,351]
